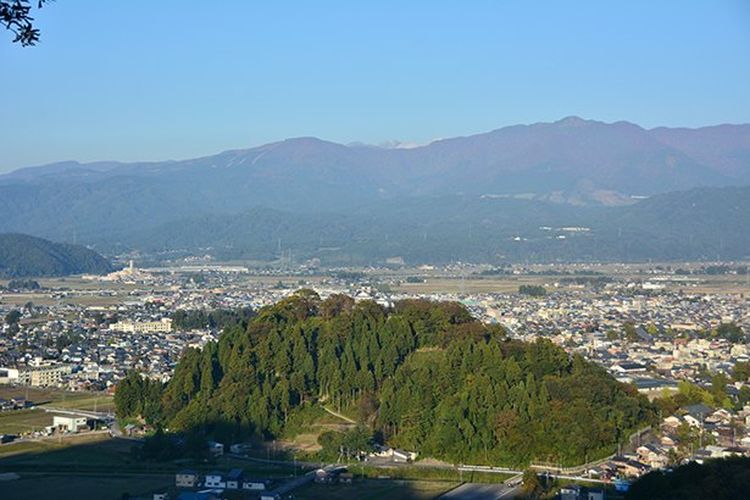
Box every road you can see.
[263,463,344,497]
[42,407,113,420]
[265,470,315,497]
[440,482,521,500]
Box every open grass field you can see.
[295,479,460,500]
[392,273,750,295]
[0,386,114,413]
[1,276,146,307]
[355,464,514,485]
[0,409,53,435]
[394,276,548,294]
[49,393,115,413]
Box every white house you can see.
[242,478,269,491]
[560,485,581,500]
[175,470,199,488]
[52,415,87,432]
[392,449,418,462]
[369,445,393,458]
[204,472,225,489]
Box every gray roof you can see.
[684,403,713,419]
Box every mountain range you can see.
[1,117,748,264]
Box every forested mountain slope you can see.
[131,186,750,263]
[0,233,113,278]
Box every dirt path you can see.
[322,406,357,424]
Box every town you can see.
[1,260,749,498]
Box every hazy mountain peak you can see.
[1,118,748,239]
[555,115,593,127]
[377,140,424,150]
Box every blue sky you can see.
[1,0,749,171]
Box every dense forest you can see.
[519,284,547,297]
[1,279,40,290]
[128,186,750,264]
[0,233,113,277]
[116,291,655,466]
[170,307,256,331]
[626,456,750,500]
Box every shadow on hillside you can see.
[0,436,169,499]
[0,436,452,499]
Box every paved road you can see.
[265,470,315,497]
[42,407,112,420]
[440,482,520,500]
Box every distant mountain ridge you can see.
[0,117,748,262]
[3,117,748,196]
[0,233,113,278]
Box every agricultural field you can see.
[0,386,114,413]
[0,409,54,435]
[0,387,114,439]
[391,274,750,295]
[295,479,460,500]
[355,465,513,485]
[393,276,547,294]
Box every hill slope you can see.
[0,117,748,247]
[116,292,656,466]
[0,233,113,278]
[131,186,750,263]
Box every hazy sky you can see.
[1,0,749,171]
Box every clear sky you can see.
[1,0,749,171]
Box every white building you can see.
[0,368,19,384]
[204,472,225,489]
[52,415,87,432]
[18,364,72,387]
[110,318,172,333]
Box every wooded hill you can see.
[132,186,750,263]
[115,291,656,466]
[0,233,113,278]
